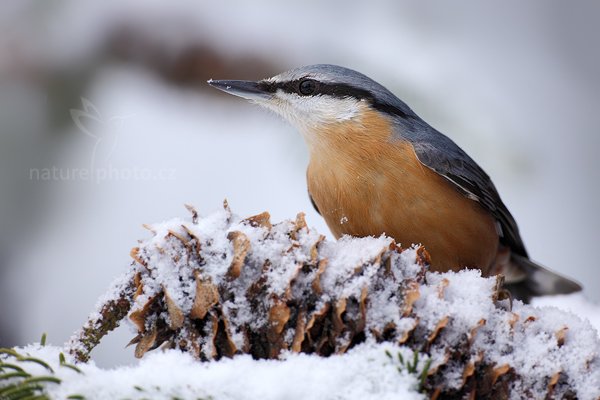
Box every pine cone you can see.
[68,202,600,399]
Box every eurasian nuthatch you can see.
[208,64,581,300]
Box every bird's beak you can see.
[207,79,271,101]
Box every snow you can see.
[49,210,600,399]
[319,235,393,297]
[113,209,419,359]
[415,269,496,335]
[500,304,600,398]
[2,343,425,400]
[412,269,600,398]
[532,292,600,336]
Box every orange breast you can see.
[306,110,499,274]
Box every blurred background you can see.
[0,0,598,367]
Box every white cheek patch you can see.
[262,91,364,129]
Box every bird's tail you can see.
[504,254,582,302]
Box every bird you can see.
[207,64,581,300]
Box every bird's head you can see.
[208,64,416,150]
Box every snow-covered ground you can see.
[5,344,427,400]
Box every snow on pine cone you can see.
[68,202,600,400]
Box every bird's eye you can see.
[298,79,317,96]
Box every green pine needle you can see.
[0,363,25,372]
[419,358,432,390]
[60,363,83,374]
[0,371,30,381]
[15,357,54,374]
[0,348,22,358]
[22,376,62,385]
[0,383,44,398]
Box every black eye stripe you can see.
[258,79,414,120]
[264,79,371,98]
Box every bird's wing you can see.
[411,138,528,257]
